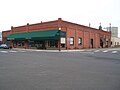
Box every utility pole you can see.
[59,27,61,51]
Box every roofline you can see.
[61,19,110,33]
[13,19,59,28]
[4,18,110,34]
[2,30,11,33]
[63,20,96,29]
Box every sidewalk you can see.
[12,47,120,52]
[13,48,84,52]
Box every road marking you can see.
[79,52,94,54]
[19,51,26,52]
[0,50,27,53]
[0,51,8,53]
[111,51,118,53]
[94,50,100,52]
[103,50,108,52]
[9,50,17,53]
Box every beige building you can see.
[111,37,120,47]
[107,27,120,47]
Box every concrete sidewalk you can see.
[13,48,85,52]
[12,47,120,52]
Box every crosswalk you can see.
[82,49,119,54]
[68,49,120,54]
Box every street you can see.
[0,48,120,90]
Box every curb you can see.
[13,48,86,52]
[12,47,120,52]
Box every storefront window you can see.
[28,40,58,49]
[78,37,82,45]
[17,41,24,47]
[28,41,35,47]
[48,40,58,47]
[70,37,74,46]
[61,37,66,48]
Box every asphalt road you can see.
[0,49,120,90]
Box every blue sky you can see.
[0,0,120,36]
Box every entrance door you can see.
[91,39,94,48]
[100,38,103,48]
[106,41,108,48]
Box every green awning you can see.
[7,30,66,40]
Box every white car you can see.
[0,44,9,49]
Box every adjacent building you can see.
[107,27,118,37]
[111,37,120,47]
[2,18,111,50]
[107,26,120,47]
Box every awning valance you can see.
[7,30,66,40]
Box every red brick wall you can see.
[61,20,111,49]
[12,26,27,34]
[12,20,59,34]
[2,30,11,43]
[76,30,83,49]
[29,21,59,32]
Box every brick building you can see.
[2,18,111,50]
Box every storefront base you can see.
[10,40,66,50]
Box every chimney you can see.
[11,26,13,34]
[27,23,29,26]
[58,18,62,20]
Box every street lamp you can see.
[109,23,111,32]
[59,27,61,51]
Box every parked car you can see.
[0,44,10,49]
